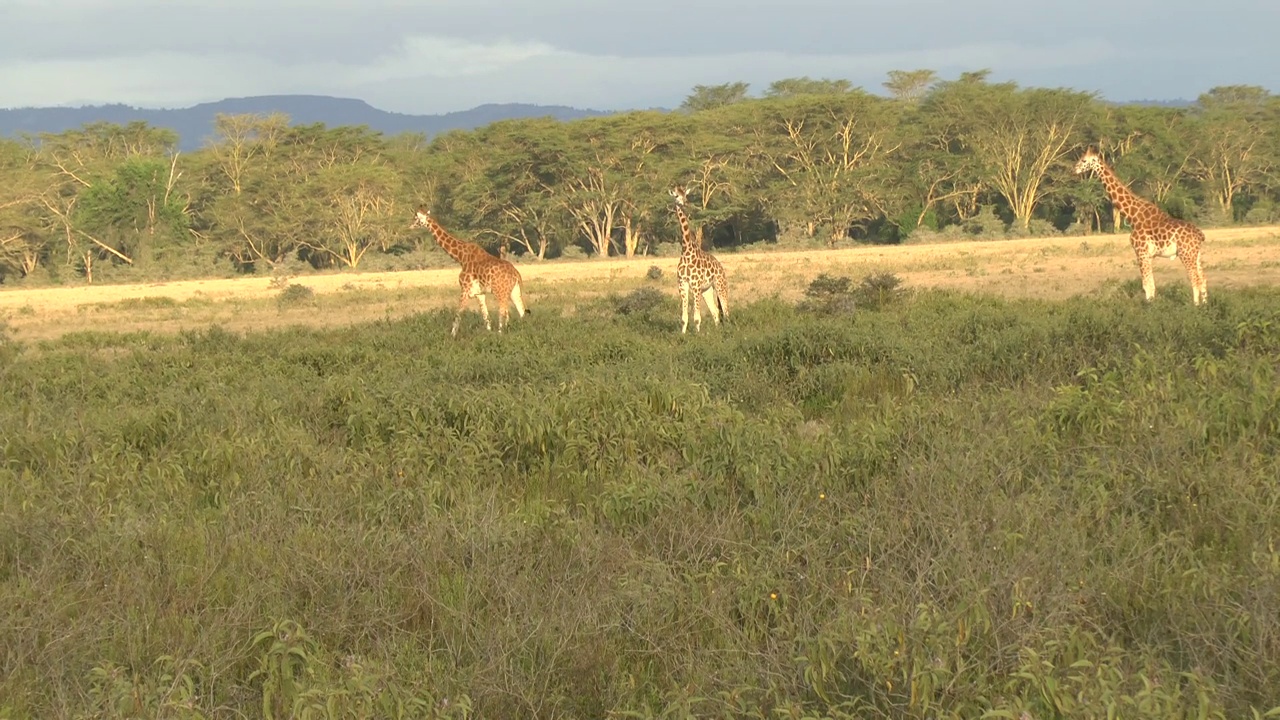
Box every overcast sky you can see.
[2,0,1276,113]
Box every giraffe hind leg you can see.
[1195,259,1207,305]
[476,294,492,331]
[713,276,729,320]
[510,282,528,318]
[700,286,722,326]
[496,287,511,332]
[679,282,692,334]
[1179,248,1207,306]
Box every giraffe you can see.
[1074,147,1208,305]
[410,208,529,337]
[669,185,730,333]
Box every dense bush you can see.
[2,287,1279,718]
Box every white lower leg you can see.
[680,285,691,334]
[701,288,721,325]
[477,295,492,330]
[511,285,527,317]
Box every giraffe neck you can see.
[673,203,700,256]
[425,218,470,263]
[1096,161,1161,226]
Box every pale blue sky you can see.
[1,0,1276,112]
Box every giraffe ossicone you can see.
[410,208,530,337]
[670,185,731,333]
[1074,147,1208,306]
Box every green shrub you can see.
[3,287,1280,718]
[613,286,667,316]
[277,282,316,309]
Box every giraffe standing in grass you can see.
[1074,147,1208,305]
[670,185,730,333]
[411,208,530,337]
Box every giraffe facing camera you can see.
[669,185,731,333]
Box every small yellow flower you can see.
[769,592,778,600]
[819,493,826,500]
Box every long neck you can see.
[673,203,699,254]
[1096,161,1161,225]
[425,218,470,263]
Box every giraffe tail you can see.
[714,281,729,321]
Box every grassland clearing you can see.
[2,225,1278,342]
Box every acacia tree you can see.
[554,114,676,257]
[207,113,288,195]
[557,163,622,256]
[32,122,179,279]
[751,92,903,243]
[0,140,47,278]
[204,124,388,270]
[302,163,400,268]
[444,118,570,259]
[888,104,983,232]
[681,82,751,112]
[208,181,298,268]
[74,154,190,265]
[6,76,1280,281]
[1188,86,1275,221]
[883,69,938,103]
[611,113,689,257]
[923,78,1097,231]
[765,77,853,98]
[636,103,758,250]
[423,128,503,254]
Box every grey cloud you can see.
[1,0,1276,113]
[8,0,1269,64]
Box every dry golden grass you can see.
[3,225,1279,342]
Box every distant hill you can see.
[0,95,615,151]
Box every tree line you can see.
[0,70,1276,284]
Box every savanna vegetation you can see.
[3,274,1280,718]
[1,71,1277,287]
[3,68,1280,720]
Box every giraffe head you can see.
[1074,148,1105,176]
[669,186,689,206]
[410,207,433,229]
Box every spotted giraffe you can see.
[1074,147,1208,305]
[411,208,530,336]
[669,185,730,333]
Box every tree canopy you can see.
[1,72,1276,284]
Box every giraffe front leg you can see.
[1137,254,1156,302]
[692,289,703,332]
[679,282,691,334]
[452,291,470,338]
[476,294,492,331]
